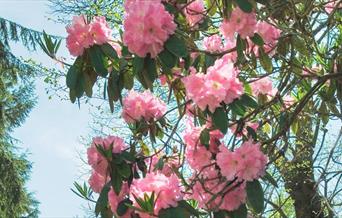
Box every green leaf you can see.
[178,200,200,217]
[89,45,108,77]
[291,35,309,56]
[214,210,228,218]
[117,199,132,216]
[154,157,164,171]
[159,49,177,69]
[250,33,264,46]
[236,35,246,63]
[111,171,123,195]
[117,163,131,179]
[165,35,188,58]
[230,100,246,116]
[212,107,228,134]
[205,54,216,68]
[258,47,273,73]
[121,151,136,162]
[159,206,190,218]
[83,72,93,97]
[66,57,82,89]
[101,43,118,59]
[95,184,110,217]
[200,128,210,148]
[145,56,157,84]
[123,71,134,90]
[227,204,247,218]
[246,180,264,214]
[235,0,253,13]
[239,94,258,109]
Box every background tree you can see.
[0,16,60,217]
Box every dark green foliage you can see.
[0,16,49,217]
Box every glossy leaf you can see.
[212,107,228,134]
[165,35,188,58]
[246,180,264,214]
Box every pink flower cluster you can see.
[183,121,223,170]
[254,22,281,54]
[325,1,341,14]
[147,154,180,177]
[189,166,247,211]
[216,140,268,181]
[108,184,131,218]
[203,34,223,53]
[123,0,176,58]
[66,15,112,56]
[220,7,257,40]
[250,76,275,96]
[130,173,183,217]
[122,90,167,123]
[87,136,127,192]
[184,0,205,27]
[182,55,244,112]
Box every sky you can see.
[1,0,95,217]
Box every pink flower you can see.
[108,184,131,217]
[122,90,167,123]
[87,136,127,175]
[216,146,239,180]
[203,34,223,53]
[250,77,274,96]
[130,173,183,216]
[217,140,268,182]
[255,22,281,54]
[256,22,281,46]
[220,182,247,211]
[220,7,257,40]
[147,154,180,177]
[325,1,341,14]
[184,0,205,27]
[66,15,112,56]
[183,56,243,112]
[89,16,112,44]
[88,171,108,193]
[235,140,268,181]
[188,166,246,211]
[183,123,213,170]
[123,1,176,57]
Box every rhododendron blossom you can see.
[88,171,108,193]
[147,154,180,177]
[220,7,257,39]
[184,0,205,27]
[130,173,183,217]
[123,0,176,57]
[189,166,247,211]
[217,140,268,181]
[325,1,341,13]
[122,90,167,123]
[250,76,274,96]
[108,184,131,217]
[66,15,112,56]
[87,136,127,176]
[182,55,244,112]
[255,21,281,54]
[203,34,223,53]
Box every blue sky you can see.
[1,0,94,217]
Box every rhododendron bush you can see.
[39,0,342,217]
